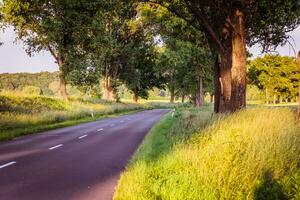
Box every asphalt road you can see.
[0,109,169,200]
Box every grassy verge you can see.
[0,109,144,141]
[114,107,300,200]
[0,92,148,140]
[0,91,191,140]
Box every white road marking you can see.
[0,161,16,169]
[49,144,63,150]
[78,135,88,139]
[97,128,103,132]
[78,134,88,139]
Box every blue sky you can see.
[0,26,300,73]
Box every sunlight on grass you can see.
[0,91,187,140]
[0,91,144,140]
[114,108,300,200]
[247,100,297,108]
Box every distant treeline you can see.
[0,72,170,100]
[0,72,60,96]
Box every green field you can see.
[114,107,300,200]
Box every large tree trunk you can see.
[133,93,139,103]
[188,4,247,113]
[211,51,221,113]
[297,51,300,117]
[195,76,204,107]
[219,50,233,112]
[230,8,247,111]
[57,55,68,101]
[102,76,111,100]
[210,94,214,103]
[102,66,114,101]
[169,86,175,103]
[265,88,269,104]
[181,95,185,103]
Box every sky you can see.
[0,26,300,74]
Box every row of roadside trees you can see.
[0,0,214,105]
[248,55,300,104]
[1,0,300,113]
[144,0,300,112]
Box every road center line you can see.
[78,134,88,139]
[0,161,17,169]
[97,128,103,132]
[49,144,63,150]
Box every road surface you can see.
[0,109,169,200]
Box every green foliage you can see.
[248,55,300,102]
[157,39,212,99]
[0,72,59,95]
[246,85,264,102]
[1,0,110,90]
[139,3,213,102]
[146,1,300,51]
[246,1,300,50]
[0,72,88,97]
[119,22,164,100]
[22,86,42,95]
[114,108,300,200]
[66,0,131,89]
[0,92,69,113]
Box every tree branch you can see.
[144,0,226,53]
[145,0,203,34]
[186,0,226,53]
[46,43,59,63]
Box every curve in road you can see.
[0,109,170,200]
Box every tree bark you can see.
[273,95,276,104]
[181,95,185,103]
[211,51,221,113]
[230,8,247,111]
[133,93,139,103]
[170,86,175,103]
[195,76,204,107]
[210,94,214,103]
[102,66,114,101]
[297,51,300,117]
[57,55,68,101]
[219,50,232,112]
[102,76,111,100]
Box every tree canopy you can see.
[248,55,300,103]
[143,0,300,112]
[1,0,300,112]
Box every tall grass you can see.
[114,108,300,200]
[0,91,144,140]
